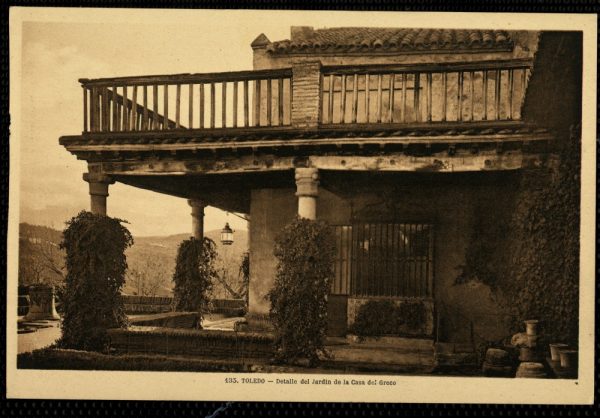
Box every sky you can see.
[15,8,570,237]
[17,13,294,236]
[16,8,426,237]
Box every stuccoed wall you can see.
[247,171,518,343]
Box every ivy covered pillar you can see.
[83,172,114,216]
[295,167,319,220]
[188,199,206,240]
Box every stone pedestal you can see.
[24,284,60,321]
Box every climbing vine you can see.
[268,217,335,365]
[459,126,581,344]
[172,237,217,322]
[59,211,133,351]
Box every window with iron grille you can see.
[332,223,434,297]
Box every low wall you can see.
[121,295,173,315]
[108,328,274,359]
[129,312,199,329]
[347,297,435,337]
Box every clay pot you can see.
[524,320,539,336]
[516,362,547,378]
[519,347,540,362]
[549,343,569,362]
[526,334,538,349]
[485,348,511,366]
[559,349,578,370]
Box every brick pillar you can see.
[188,199,206,239]
[291,61,322,128]
[83,172,114,216]
[295,167,319,220]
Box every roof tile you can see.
[264,27,514,54]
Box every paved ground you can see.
[17,319,61,354]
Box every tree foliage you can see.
[268,218,335,365]
[172,237,217,320]
[59,211,133,351]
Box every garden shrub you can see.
[59,211,133,351]
[172,237,217,321]
[268,217,335,365]
[350,300,427,337]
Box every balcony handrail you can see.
[320,58,533,125]
[79,68,293,87]
[322,58,533,75]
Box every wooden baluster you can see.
[352,74,358,124]
[210,82,216,129]
[233,81,238,128]
[441,72,447,122]
[426,73,432,122]
[243,80,249,127]
[457,72,463,121]
[142,85,148,130]
[482,71,488,121]
[122,86,128,131]
[199,83,204,129]
[376,74,382,123]
[175,84,181,128]
[189,83,194,129]
[266,79,272,126]
[495,69,501,120]
[83,86,88,132]
[150,85,157,129]
[221,81,227,127]
[340,75,347,123]
[470,71,475,121]
[117,95,122,132]
[365,74,370,123]
[388,74,395,123]
[102,87,109,131]
[163,84,168,129]
[328,74,334,123]
[112,86,118,132]
[521,68,528,117]
[401,73,407,123]
[508,69,514,120]
[278,78,283,126]
[414,73,420,122]
[131,86,138,131]
[254,79,260,127]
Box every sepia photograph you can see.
[7,8,596,404]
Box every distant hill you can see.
[18,223,249,299]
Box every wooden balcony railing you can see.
[79,59,532,135]
[320,59,532,125]
[81,69,292,133]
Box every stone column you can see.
[295,167,319,220]
[188,199,206,239]
[83,173,114,216]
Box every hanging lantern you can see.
[220,222,234,245]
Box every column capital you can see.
[83,173,115,185]
[295,167,319,198]
[187,199,207,209]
